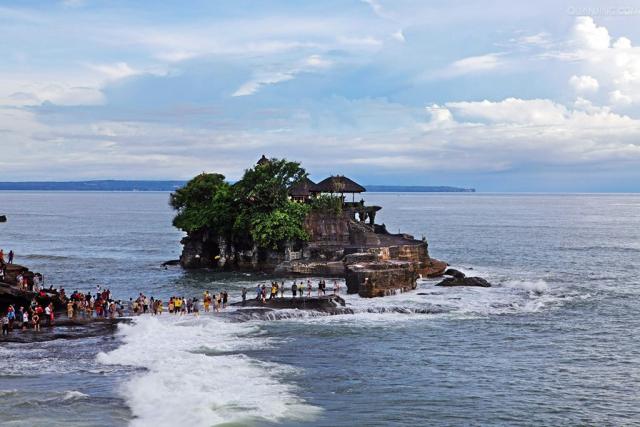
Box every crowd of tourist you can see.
[246,279,341,304]
[1,279,343,336]
[1,301,55,335]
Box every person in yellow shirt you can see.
[203,291,211,312]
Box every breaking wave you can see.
[97,315,320,427]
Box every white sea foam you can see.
[97,315,320,427]
[270,273,578,327]
[62,390,89,401]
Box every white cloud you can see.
[446,98,567,125]
[361,0,386,18]
[337,35,383,47]
[87,62,139,80]
[424,104,454,129]
[233,55,333,97]
[417,97,640,170]
[391,29,405,42]
[572,16,610,51]
[439,53,504,79]
[232,71,296,97]
[609,90,632,106]
[569,75,599,93]
[304,55,332,69]
[517,32,551,47]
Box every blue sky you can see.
[1,1,640,191]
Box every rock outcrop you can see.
[0,264,65,311]
[444,268,466,279]
[345,257,418,297]
[435,276,492,287]
[231,295,345,310]
[179,204,447,298]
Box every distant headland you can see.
[0,180,475,193]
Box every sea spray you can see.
[97,315,321,427]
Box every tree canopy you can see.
[170,158,311,251]
[170,173,234,236]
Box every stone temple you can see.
[179,156,446,297]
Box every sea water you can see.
[0,192,639,426]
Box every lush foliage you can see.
[170,173,234,235]
[250,201,310,249]
[309,194,343,215]
[170,158,311,250]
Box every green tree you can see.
[170,173,234,235]
[250,201,310,249]
[232,157,309,247]
[171,158,313,253]
[309,194,343,214]
[233,157,308,214]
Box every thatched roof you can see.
[316,175,366,193]
[288,177,320,197]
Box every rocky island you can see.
[172,156,447,297]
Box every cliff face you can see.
[179,207,446,297]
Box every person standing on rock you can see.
[32,311,40,331]
[22,311,29,331]
[15,307,23,331]
[255,284,262,301]
[6,306,15,331]
[241,287,247,306]
[333,280,340,295]
[292,282,298,298]
[215,293,221,312]
[1,313,9,336]
[7,250,13,264]
[67,300,74,319]
[192,298,199,317]
[280,282,285,298]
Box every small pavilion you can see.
[288,177,321,202]
[316,175,366,203]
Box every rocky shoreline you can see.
[180,206,449,297]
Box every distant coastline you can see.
[0,180,476,192]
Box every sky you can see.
[1,1,640,191]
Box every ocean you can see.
[0,192,639,426]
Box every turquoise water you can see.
[1,192,639,426]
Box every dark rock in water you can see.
[0,215,6,222]
[162,259,181,266]
[435,276,492,287]
[444,268,466,278]
[231,295,346,311]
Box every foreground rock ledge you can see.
[232,295,346,310]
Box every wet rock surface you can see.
[345,259,418,297]
[435,276,492,287]
[0,318,130,343]
[444,268,466,278]
[231,295,345,311]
